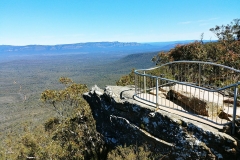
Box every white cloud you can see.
[179,18,219,25]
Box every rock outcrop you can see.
[83,85,239,159]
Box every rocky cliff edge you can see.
[83,85,239,160]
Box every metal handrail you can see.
[136,60,240,73]
[134,61,240,134]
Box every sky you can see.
[0,0,239,46]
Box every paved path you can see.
[109,85,239,130]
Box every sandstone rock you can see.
[91,84,103,96]
[223,98,240,106]
[217,109,232,121]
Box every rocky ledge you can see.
[83,85,239,160]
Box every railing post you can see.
[199,63,201,87]
[144,71,146,93]
[156,77,159,108]
[135,71,137,94]
[232,85,238,134]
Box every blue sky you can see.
[0,0,239,45]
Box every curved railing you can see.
[134,61,240,133]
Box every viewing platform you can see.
[134,61,240,133]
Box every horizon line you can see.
[0,39,218,46]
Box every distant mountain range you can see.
[0,40,214,63]
[0,40,207,54]
[0,42,162,54]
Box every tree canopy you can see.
[210,19,240,41]
[152,19,240,69]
